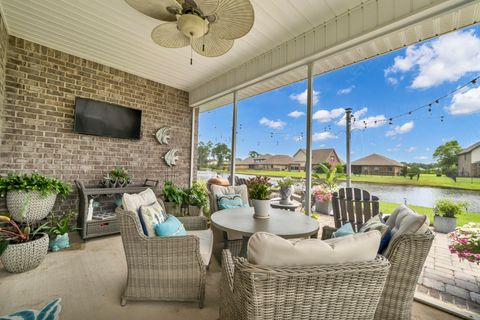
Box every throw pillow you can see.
[359,215,391,253]
[247,231,380,266]
[334,222,354,237]
[217,194,248,210]
[139,201,168,237]
[154,215,187,237]
[122,188,158,235]
[382,204,429,256]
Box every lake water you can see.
[197,170,480,213]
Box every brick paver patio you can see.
[315,214,480,315]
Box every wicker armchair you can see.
[116,207,209,308]
[208,185,250,259]
[220,249,390,320]
[322,226,434,320]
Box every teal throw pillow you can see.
[154,215,187,237]
[217,194,248,210]
[334,222,354,237]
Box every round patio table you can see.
[211,207,319,257]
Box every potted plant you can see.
[162,181,185,216]
[0,172,72,222]
[448,222,480,264]
[186,181,208,216]
[433,199,468,233]
[102,167,130,188]
[312,164,340,215]
[0,213,50,273]
[47,211,77,252]
[247,176,272,219]
[277,177,295,205]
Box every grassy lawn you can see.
[379,202,480,226]
[230,170,480,191]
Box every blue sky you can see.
[199,25,480,163]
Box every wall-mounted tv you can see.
[74,97,142,140]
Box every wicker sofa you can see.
[220,249,390,320]
[116,205,211,308]
[322,224,434,320]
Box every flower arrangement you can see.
[312,184,338,202]
[247,176,272,200]
[448,223,480,265]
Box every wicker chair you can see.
[220,249,390,320]
[208,185,250,259]
[116,206,209,308]
[322,224,434,320]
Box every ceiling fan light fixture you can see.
[177,14,208,39]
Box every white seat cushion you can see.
[247,231,380,266]
[383,204,430,256]
[187,229,213,266]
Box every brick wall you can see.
[0,35,197,212]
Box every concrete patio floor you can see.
[0,234,463,320]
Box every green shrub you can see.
[434,199,468,218]
[0,172,72,199]
[162,181,185,205]
[186,181,208,208]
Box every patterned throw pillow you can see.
[154,215,186,237]
[139,201,168,237]
[217,194,248,210]
[359,215,391,253]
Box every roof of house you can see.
[294,148,343,164]
[351,154,405,167]
[458,141,480,155]
[237,154,296,165]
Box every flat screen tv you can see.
[74,97,142,139]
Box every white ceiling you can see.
[0,0,365,92]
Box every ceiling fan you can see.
[125,0,254,64]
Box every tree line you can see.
[197,141,231,169]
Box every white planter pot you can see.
[7,191,57,223]
[252,199,270,219]
[279,186,293,205]
[433,215,457,233]
[315,200,332,215]
[1,233,49,273]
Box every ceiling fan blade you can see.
[151,23,190,48]
[208,0,254,40]
[125,0,181,22]
[192,33,233,57]
[195,0,219,16]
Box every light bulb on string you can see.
[388,118,393,125]
[440,116,444,123]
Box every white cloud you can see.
[288,110,305,118]
[385,121,415,137]
[385,30,480,89]
[414,156,429,161]
[406,147,417,153]
[313,132,338,141]
[337,85,355,95]
[387,144,402,152]
[386,77,399,85]
[446,86,480,115]
[259,117,286,129]
[289,89,319,105]
[336,107,386,130]
[313,108,345,123]
[293,135,303,142]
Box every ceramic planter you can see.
[279,185,293,205]
[49,233,70,252]
[7,191,57,223]
[252,199,270,219]
[433,215,457,233]
[1,233,49,273]
[188,205,202,216]
[315,200,332,215]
